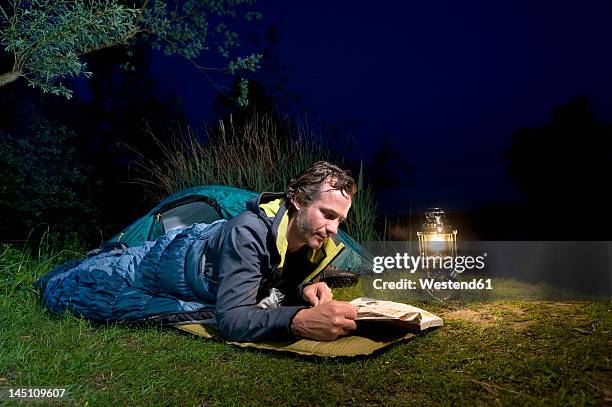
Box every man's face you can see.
[293,181,352,249]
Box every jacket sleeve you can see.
[214,223,305,342]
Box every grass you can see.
[345,162,378,243]
[130,113,334,202]
[128,112,379,246]
[1,244,610,406]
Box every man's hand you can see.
[291,300,358,341]
[302,282,333,306]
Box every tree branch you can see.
[187,58,231,95]
[81,27,143,55]
[19,4,142,61]
[0,70,22,88]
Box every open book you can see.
[350,297,443,330]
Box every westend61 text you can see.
[372,254,486,273]
[373,278,493,290]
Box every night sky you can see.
[148,0,612,214]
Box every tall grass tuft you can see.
[0,233,84,294]
[345,162,378,243]
[130,113,332,202]
[130,112,380,243]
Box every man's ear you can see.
[291,197,301,211]
[291,193,303,211]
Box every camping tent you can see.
[108,185,372,273]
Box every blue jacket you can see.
[35,193,345,342]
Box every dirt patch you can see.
[587,371,612,404]
[444,309,499,325]
[534,302,582,315]
[482,303,535,330]
[0,371,19,384]
[546,302,579,310]
[511,320,536,331]
[91,373,109,390]
[443,303,535,329]
[501,304,525,318]
[478,302,526,318]
[122,336,140,350]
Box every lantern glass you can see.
[417,208,458,260]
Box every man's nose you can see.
[326,220,339,236]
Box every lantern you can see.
[417,208,458,265]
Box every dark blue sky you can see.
[150,1,612,214]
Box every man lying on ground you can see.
[36,161,359,342]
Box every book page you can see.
[350,297,443,330]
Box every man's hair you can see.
[285,161,357,209]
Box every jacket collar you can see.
[247,193,345,282]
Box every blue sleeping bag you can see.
[34,221,226,323]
